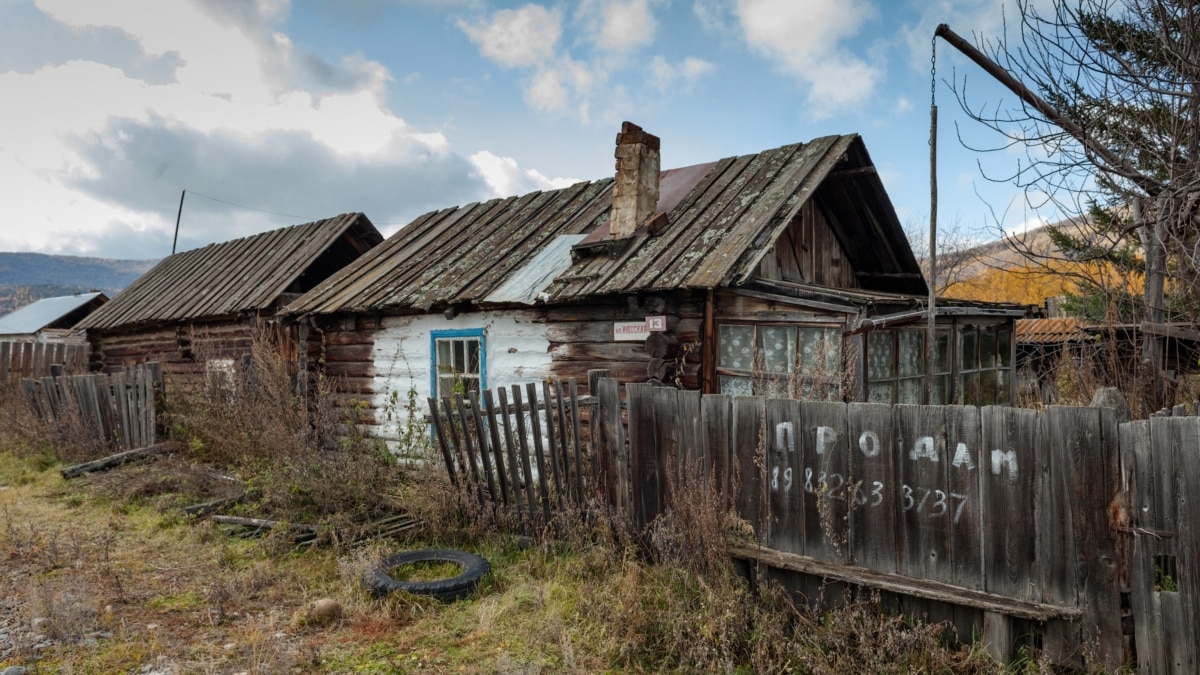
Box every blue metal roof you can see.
[0,292,106,334]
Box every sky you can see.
[0,0,1057,261]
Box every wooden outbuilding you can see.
[76,213,382,389]
[283,124,1023,441]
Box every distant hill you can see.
[0,252,157,315]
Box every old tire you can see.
[364,548,490,601]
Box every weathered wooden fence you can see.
[22,362,164,450]
[429,378,589,528]
[1,340,88,383]
[430,377,1200,671]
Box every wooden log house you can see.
[75,213,382,389]
[282,124,1025,441]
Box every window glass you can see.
[868,383,893,404]
[960,327,977,371]
[898,377,922,404]
[719,325,755,371]
[719,375,753,397]
[758,326,796,373]
[433,333,483,398]
[980,329,996,369]
[998,329,1012,367]
[899,331,923,377]
[868,331,893,379]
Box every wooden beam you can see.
[729,544,1080,621]
[1140,321,1200,342]
[827,166,877,178]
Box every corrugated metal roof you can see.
[0,292,107,334]
[78,213,382,330]
[285,135,927,316]
[1016,318,1089,344]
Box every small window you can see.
[431,329,484,399]
[205,358,237,402]
[867,329,952,404]
[717,323,841,400]
[959,325,1012,406]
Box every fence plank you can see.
[702,394,733,502]
[498,386,535,519]
[467,391,498,506]
[453,394,488,505]
[595,377,626,515]
[1160,417,1199,673]
[730,396,766,541]
[764,397,804,555]
[568,379,585,505]
[1120,420,1161,674]
[553,379,574,503]
[894,405,952,584]
[627,383,660,531]
[945,405,983,591]
[511,386,544,523]
[847,402,898,573]
[427,397,458,486]
[980,406,1039,601]
[541,381,565,511]
[524,383,553,522]
[799,401,849,564]
[652,386,679,505]
[480,390,511,509]
[0,341,11,381]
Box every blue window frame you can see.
[430,328,486,399]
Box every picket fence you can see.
[22,362,163,450]
[0,340,88,382]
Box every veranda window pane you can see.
[932,375,950,405]
[868,383,893,404]
[980,370,998,404]
[868,331,893,379]
[899,331,924,377]
[980,330,996,369]
[998,329,1012,367]
[437,341,451,372]
[935,331,951,372]
[453,340,465,371]
[760,376,789,399]
[759,326,797,374]
[720,375,753,397]
[719,325,755,371]
[899,377,922,404]
[960,328,977,370]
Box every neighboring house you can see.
[0,291,108,343]
[283,124,1024,441]
[75,213,382,388]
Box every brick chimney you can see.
[610,121,660,239]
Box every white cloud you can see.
[458,4,562,69]
[735,0,880,117]
[470,150,578,197]
[0,0,485,256]
[895,95,913,113]
[580,0,657,54]
[650,55,714,91]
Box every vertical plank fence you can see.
[21,362,164,450]
[1,341,88,383]
[429,378,593,531]
[429,376,1200,671]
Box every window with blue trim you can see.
[431,329,485,398]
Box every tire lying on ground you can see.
[364,548,491,601]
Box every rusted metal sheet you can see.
[1015,318,1088,344]
[77,213,381,330]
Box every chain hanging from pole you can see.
[926,34,939,404]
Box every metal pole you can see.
[172,189,186,255]
[927,38,938,404]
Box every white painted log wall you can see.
[369,310,553,449]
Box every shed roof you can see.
[1016,318,1090,344]
[285,134,926,316]
[78,213,381,331]
[0,292,108,335]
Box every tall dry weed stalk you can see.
[170,326,403,527]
